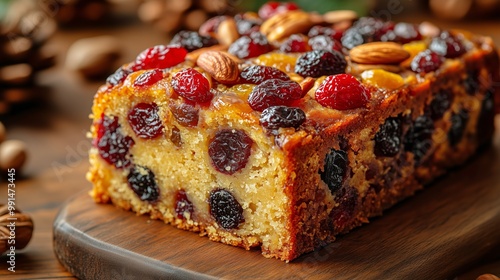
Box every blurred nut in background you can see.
[429,0,500,20]
[0,140,27,172]
[0,204,34,255]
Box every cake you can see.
[87,2,499,261]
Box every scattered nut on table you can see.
[0,204,34,255]
[0,140,28,171]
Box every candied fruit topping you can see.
[209,129,253,175]
[448,109,469,146]
[260,106,306,130]
[175,189,194,219]
[127,103,164,139]
[295,50,347,78]
[404,114,434,164]
[170,31,218,52]
[107,67,132,86]
[360,69,404,90]
[428,90,453,120]
[248,79,304,112]
[133,69,164,87]
[280,34,311,53]
[315,74,370,110]
[127,165,160,202]
[254,53,297,73]
[258,1,299,20]
[132,45,188,71]
[320,149,348,195]
[429,31,466,59]
[228,32,273,59]
[171,68,213,103]
[410,50,444,74]
[374,117,403,157]
[240,65,290,84]
[209,189,245,229]
[169,102,199,127]
[96,114,135,168]
[308,35,342,52]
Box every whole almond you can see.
[260,10,313,41]
[323,10,358,24]
[0,140,27,171]
[349,42,410,65]
[197,51,239,83]
[216,17,240,46]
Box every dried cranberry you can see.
[240,65,290,84]
[315,74,370,110]
[127,165,160,202]
[477,90,495,145]
[170,31,218,52]
[410,50,444,74]
[133,69,164,87]
[228,32,273,59]
[320,149,348,195]
[428,90,453,120]
[199,16,227,36]
[382,22,421,44]
[331,186,358,230]
[208,129,253,175]
[175,189,194,219]
[258,1,299,20]
[374,117,403,157]
[280,34,311,53]
[295,50,347,78]
[429,31,466,59]
[209,189,245,229]
[171,68,213,103]
[260,106,306,130]
[248,79,303,112]
[96,115,135,168]
[132,45,187,71]
[234,14,262,36]
[404,114,434,165]
[308,35,343,52]
[169,102,199,127]
[127,103,164,139]
[448,109,469,146]
[107,67,132,86]
[308,26,343,41]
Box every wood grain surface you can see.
[53,123,500,280]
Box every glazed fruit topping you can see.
[171,68,213,103]
[428,90,453,120]
[315,74,370,110]
[374,117,403,157]
[404,114,434,164]
[248,79,304,112]
[429,31,466,59]
[258,1,299,20]
[133,69,164,87]
[96,114,135,168]
[308,35,342,52]
[169,102,199,127]
[127,165,160,202]
[240,65,290,84]
[331,186,358,229]
[448,109,469,146]
[228,32,273,59]
[132,45,187,71]
[280,34,311,53]
[295,50,347,78]
[170,30,218,52]
[410,50,444,74]
[320,149,348,195]
[260,106,306,130]
[209,129,253,175]
[209,189,245,229]
[107,67,132,86]
[127,103,164,139]
[175,189,194,219]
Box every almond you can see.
[216,17,240,46]
[185,45,227,62]
[196,51,239,83]
[260,10,313,42]
[323,10,358,24]
[349,42,410,65]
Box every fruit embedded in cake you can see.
[87,2,499,262]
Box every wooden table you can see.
[0,10,499,280]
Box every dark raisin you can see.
[96,115,135,168]
[308,35,342,52]
[429,90,453,120]
[448,109,469,146]
[240,65,290,84]
[107,67,132,86]
[209,188,245,229]
[330,186,358,230]
[308,25,343,41]
[248,79,303,112]
[208,129,253,175]
[410,50,444,74]
[228,32,273,59]
[374,117,403,157]
[295,50,347,78]
[477,90,495,145]
[234,14,262,36]
[127,165,160,202]
[170,126,182,147]
[175,189,194,219]
[382,22,421,44]
[170,31,218,52]
[320,149,348,195]
[341,17,390,49]
[169,102,199,127]
[260,106,306,130]
[127,103,164,139]
[429,31,466,59]
[404,114,434,164]
[464,69,480,95]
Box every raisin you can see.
[228,32,273,59]
[133,69,164,87]
[240,65,290,84]
[170,126,182,147]
[374,117,403,157]
[320,148,348,195]
[169,102,199,127]
[96,115,135,168]
[429,31,466,59]
[260,106,306,130]
[170,31,218,52]
[464,69,480,95]
[315,74,370,110]
[171,68,213,104]
[248,79,303,112]
[209,189,245,229]
[175,189,194,219]
[382,22,421,44]
[295,50,347,78]
[280,34,311,53]
[308,25,343,41]
[448,109,469,146]
[410,50,444,74]
[477,90,495,145]
[127,103,164,139]
[330,186,358,230]
[341,17,390,49]
[429,90,453,120]
[107,67,132,86]
[234,14,262,36]
[404,114,434,164]
[127,165,160,202]
[308,35,343,52]
[208,129,253,175]
[132,45,187,71]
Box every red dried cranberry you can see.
[280,34,311,53]
[315,74,370,110]
[169,102,199,127]
[320,149,348,195]
[171,68,213,103]
[132,45,187,71]
[248,79,303,112]
[208,129,253,175]
[96,114,135,168]
[209,189,244,229]
[382,22,421,44]
[429,31,466,59]
[308,35,343,52]
[133,69,164,87]
[331,186,358,230]
[175,189,194,219]
[199,16,227,36]
[410,50,444,74]
[404,114,434,165]
[374,117,403,157]
[308,26,343,41]
[127,165,160,202]
[258,1,299,20]
[260,106,306,130]
[170,31,218,52]
[127,103,164,139]
[234,13,262,36]
[240,65,290,84]
[448,109,469,146]
[228,32,273,59]
[295,50,347,78]
[107,67,132,86]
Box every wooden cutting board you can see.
[53,131,500,280]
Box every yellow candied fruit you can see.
[254,53,298,73]
[360,69,404,90]
[401,41,427,68]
